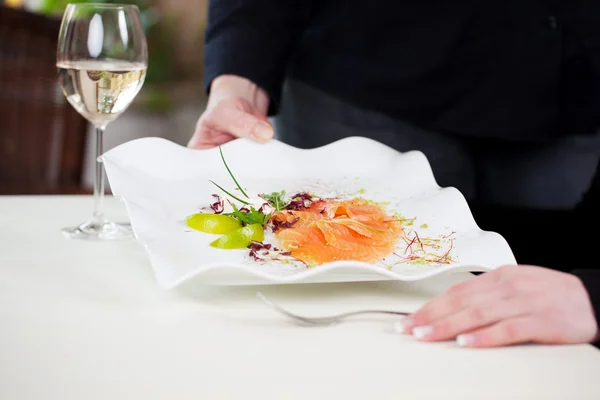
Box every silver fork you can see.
[257,292,410,326]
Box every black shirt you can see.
[204,1,600,338]
[204,0,600,141]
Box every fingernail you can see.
[252,122,273,140]
[456,334,475,347]
[393,317,414,334]
[393,322,406,334]
[412,326,433,340]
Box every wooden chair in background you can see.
[0,6,88,195]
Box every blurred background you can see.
[0,0,209,194]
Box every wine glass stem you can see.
[93,126,106,224]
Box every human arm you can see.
[396,161,600,348]
[189,0,313,149]
[395,265,599,348]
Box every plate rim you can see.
[104,136,517,287]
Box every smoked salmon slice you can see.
[272,198,402,265]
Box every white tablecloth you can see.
[1,196,599,399]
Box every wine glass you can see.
[57,3,148,240]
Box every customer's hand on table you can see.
[397,265,598,348]
[188,75,274,149]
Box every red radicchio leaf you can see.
[202,194,224,214]
[248,241,293,262]
[284,192,315,211]
[271,216,300,232]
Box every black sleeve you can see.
[575,157,600,216]
[571,160,600,341]
[571,270,600,342]
[203,0,313,115]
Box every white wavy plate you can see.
[102,136,516,288]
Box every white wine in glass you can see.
[57,4,148,240]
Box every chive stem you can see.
[210,180,250,205]
[219,146,250,199]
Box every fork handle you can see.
[338,310,410,318]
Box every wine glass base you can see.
[62,218,133,241]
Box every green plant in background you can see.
[38,0,155,29]
[38,0,178,113]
